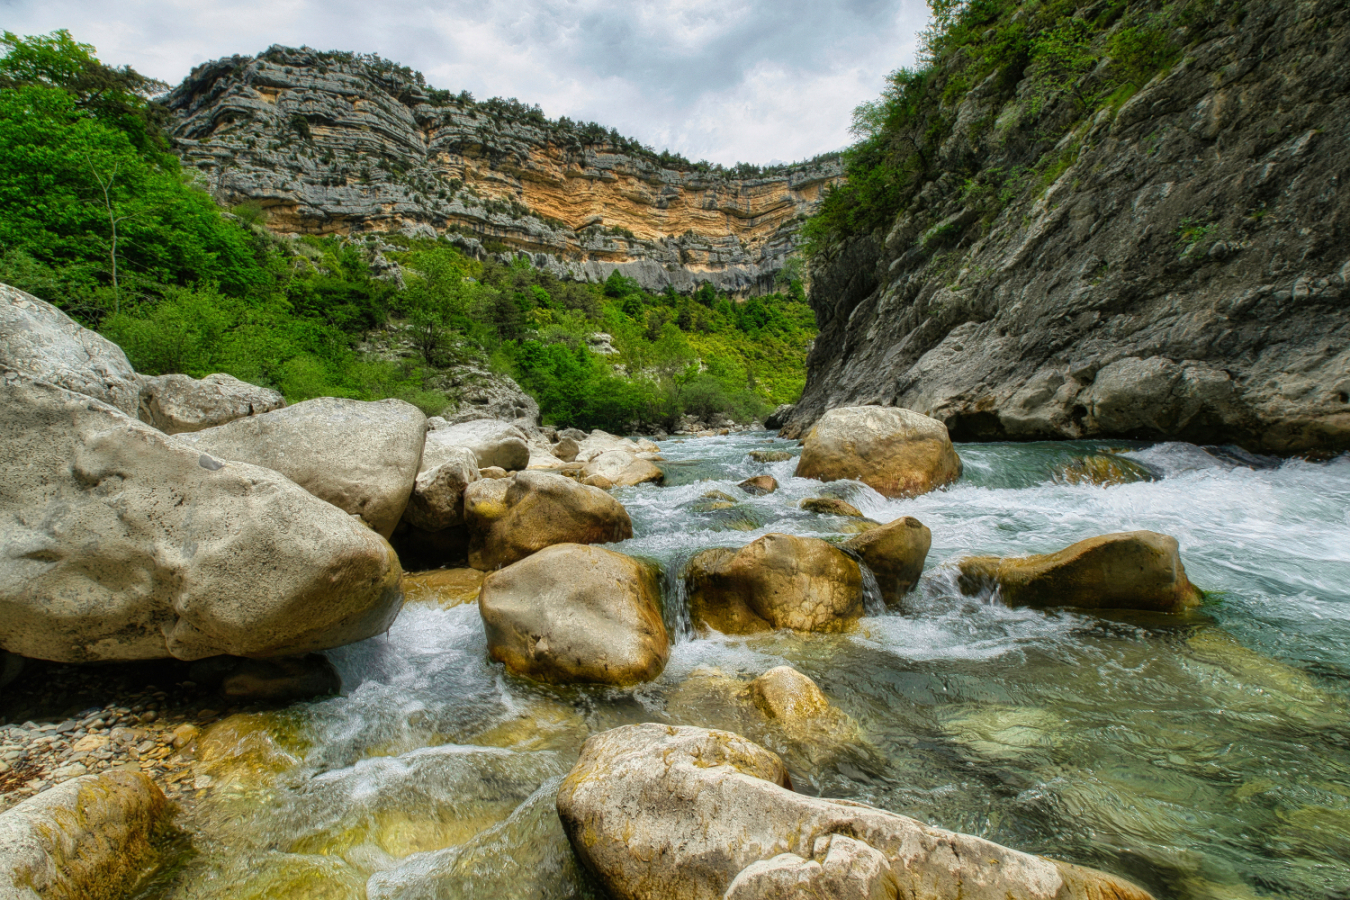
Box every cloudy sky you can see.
[3,0,930,165]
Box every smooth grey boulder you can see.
[404,445,479,532]
[183,397,426,538]
[478,543,668,686]
[556,724,1155,900]
[426,417,530,471]
[137,372,285,434]
[0,283,141,415]
[796,406,962,499]
[0,770,167,900]
[0,374,403,662]
[581,450,664,487]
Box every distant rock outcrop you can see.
[163,47,843,294]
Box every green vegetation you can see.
[805,0,1245,252]
[0,31,814,432]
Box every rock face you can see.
[796,406,962,498]
[404,445,479,531]
[957,531,1202,613]
[162,48,843,295]
[478,543,668,685]
[183,397,426,538]
[785,0,1350,456]
[464,471,633,570]
[0,770,168,900]
[685,534,863,634]
[556,724,1154,900]
[137,372,286,434]
[0,375,403,662]
[0,284,141,416]
[434,368,540,428]
[426,418,530,472]
[842,516,932,607]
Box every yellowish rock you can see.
[401,568,486,607]
[464,471,633,570]
[1054,454,1155,486]
[795,405,962,499]
[842,515,931,607]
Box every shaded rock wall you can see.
[164,47,842,294]
[786,0,1350,455]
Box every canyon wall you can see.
[164,47,842,294]
[785,0,1350,455]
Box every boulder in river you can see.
[137,372,285,434]
[183,397,427,538]
[401,567,485,608]
[404,445,479,532]
[582,450,664,487]
[738,475,778,496]
[842,516,932,607]
[799,496,865,518]
[795,405,962,498]
[1053,454,1156,486]
[685,534,863,634]
[748,450,792,463]
[957,531,1202,612]
[0,283,142,415]
[556,723,1155,900]
[0,770,169,900]
[464,470,633,570]
[425,417,530,471]
[749,666,857,747]
[0,375,403,662]
[478,544,668,685]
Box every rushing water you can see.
[141,434,1350,900]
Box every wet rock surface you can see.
[842,516,932,608]
[796,406,962,498]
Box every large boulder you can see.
[478,543,668,685]
[0,283,141,415]
[425,418,530,471]
[464,471,633,570]
[582,450,664,487]
[137,372,285,434]
[183,397,426,538]
[842,516,932,607]
[684,534,863,635]
[0,770,168,900]
[404,445,479,532]
[557,724,1153,900]
[0,375,403,662]
[957,531,1202,612]
[795,406,962,498]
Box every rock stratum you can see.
[786,0,1350,455]
[163,47,842,294]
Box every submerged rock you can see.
[738,475,778,496]
[0,375,403,662]
[685,534,863,634]
[479,544,668,685]
[800,496,865,518]
[137,372,285,434]
[0,770,169,900]
[184,397,427,538]
[220,654,342,703]
[750,666,857,748]
[748,450,792,463]
[796,406,962,498]
[464,471,633,570]
[555,723,1154,900]
[957,531,1202,612]
[426,418,530,471]
[1053,454,1156,486]
[402,568,485,608]
[0,283,142,416]
[842,516,932,607]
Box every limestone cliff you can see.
[786,0,1350,455]
[163,47,842,294]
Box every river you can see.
[140,433,1350,900]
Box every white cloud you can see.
[2,0,930,164]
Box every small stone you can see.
[138,711,158,724]
[738,475,778,496]
[193,774,214,790]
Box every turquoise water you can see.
[148,434,1350,900]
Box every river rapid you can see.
[140,433,1350,900]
